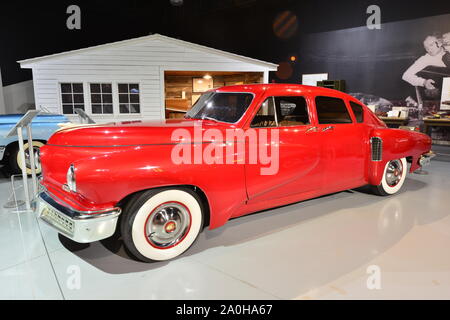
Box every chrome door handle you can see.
[322,126,334,132]
[306,126,318,133]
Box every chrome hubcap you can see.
[145,202,190,248]
[385,160,403,187]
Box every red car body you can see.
[39,84,432,239]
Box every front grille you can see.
[371,137,382,161]
[40,204,75,236]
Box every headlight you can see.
[66,164,77,193]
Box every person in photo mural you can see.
[402,33,449,91]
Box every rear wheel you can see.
[371,158,407,196]
[121,188,204,262]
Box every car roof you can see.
[214,83,356,101]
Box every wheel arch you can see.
[4,139,47,155]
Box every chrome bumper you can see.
[37,192,121,243]
[419,151,436,167]
[0,146,5,161]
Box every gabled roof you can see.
[18,33,278,70]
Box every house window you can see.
[60,83,84,114]
[90,83,113,114]
[118,83,140,114]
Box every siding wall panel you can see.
[27,38,273,121]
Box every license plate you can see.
[40,203,75,236]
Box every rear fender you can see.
[368,128,432,185]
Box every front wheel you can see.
[371,158,407,196]
[121,188,204,262]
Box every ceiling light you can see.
[170,0,183,6]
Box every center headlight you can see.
[66,164,77,193]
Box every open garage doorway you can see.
[164,71,264,119]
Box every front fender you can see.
[43,144,248,230]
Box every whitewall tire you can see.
[121,188,204,262]
[371,158,407,196]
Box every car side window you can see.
[251,96,310,128]
[250,98,277,127]
[349,101,364,123]
[275,96,310,127]
[315,96,353,124]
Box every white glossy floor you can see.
[0,160,449,300]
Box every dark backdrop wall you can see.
[1,0,449,87]
[297,13,450,101]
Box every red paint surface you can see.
[40,84,432,230]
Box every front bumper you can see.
[0,146,5,161]
[37,191,121,243]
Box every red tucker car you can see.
[37,84,434,262]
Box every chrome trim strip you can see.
[46,140,249,148]
[370,137,383,162]
[46,142,211,148]
[272,96,279,127]
[0,146,5,161]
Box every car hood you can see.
[0,114,69,124]
[47,119,234,147]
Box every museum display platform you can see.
[1,160,449,299]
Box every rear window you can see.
[315,96,352,124]
[349,101,364,123]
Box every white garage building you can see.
[18,34,278,122]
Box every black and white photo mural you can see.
[299,13,450,141]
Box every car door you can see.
[244,94,323,203]
[313,95,366,192]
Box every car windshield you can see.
[185,92,254,123]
